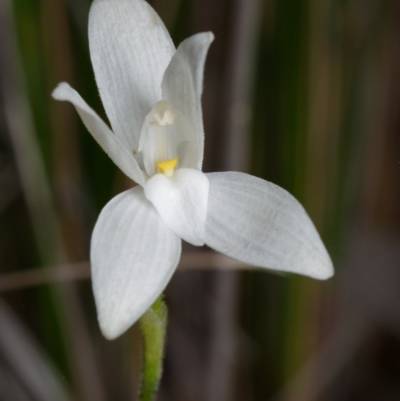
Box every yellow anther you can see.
[156,157,178,177]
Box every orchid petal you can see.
[89,0,175,151]
[144,168,209,246]
[91,186,181,339]
[52,83,145,186]
[162,32,214,169]
[205,172,334,279]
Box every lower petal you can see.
[204,172,334,280]
[91,186,181,339]
[144,168,209,246]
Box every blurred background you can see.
[1,0,400,400]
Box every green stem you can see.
[138,295,168,401]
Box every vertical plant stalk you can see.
[1,1,105,400]
[206,0,261,398]
[139,296,168,401]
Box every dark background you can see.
[1,0,400,400]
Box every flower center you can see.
[150,101,178,166]
[156,157,178,177]
[139,100,191,177]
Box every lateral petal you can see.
[144,168,209,246]
[89,0,175,151]
[91,186,181,339]
[205,172,334,280]
[162,32,214,170]
[52,82,145,186]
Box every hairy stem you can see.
[138,296,167,401]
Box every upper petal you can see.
[205,172,334,280]
[91,186,181,339]
[144,168,209,246]
[52,82,145,186]
[161,32,214,170]
[89,0,175,151]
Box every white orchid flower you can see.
[52,0,333,340]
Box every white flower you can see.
[52,0,333,340]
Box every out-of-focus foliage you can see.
[1,0,400,400]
